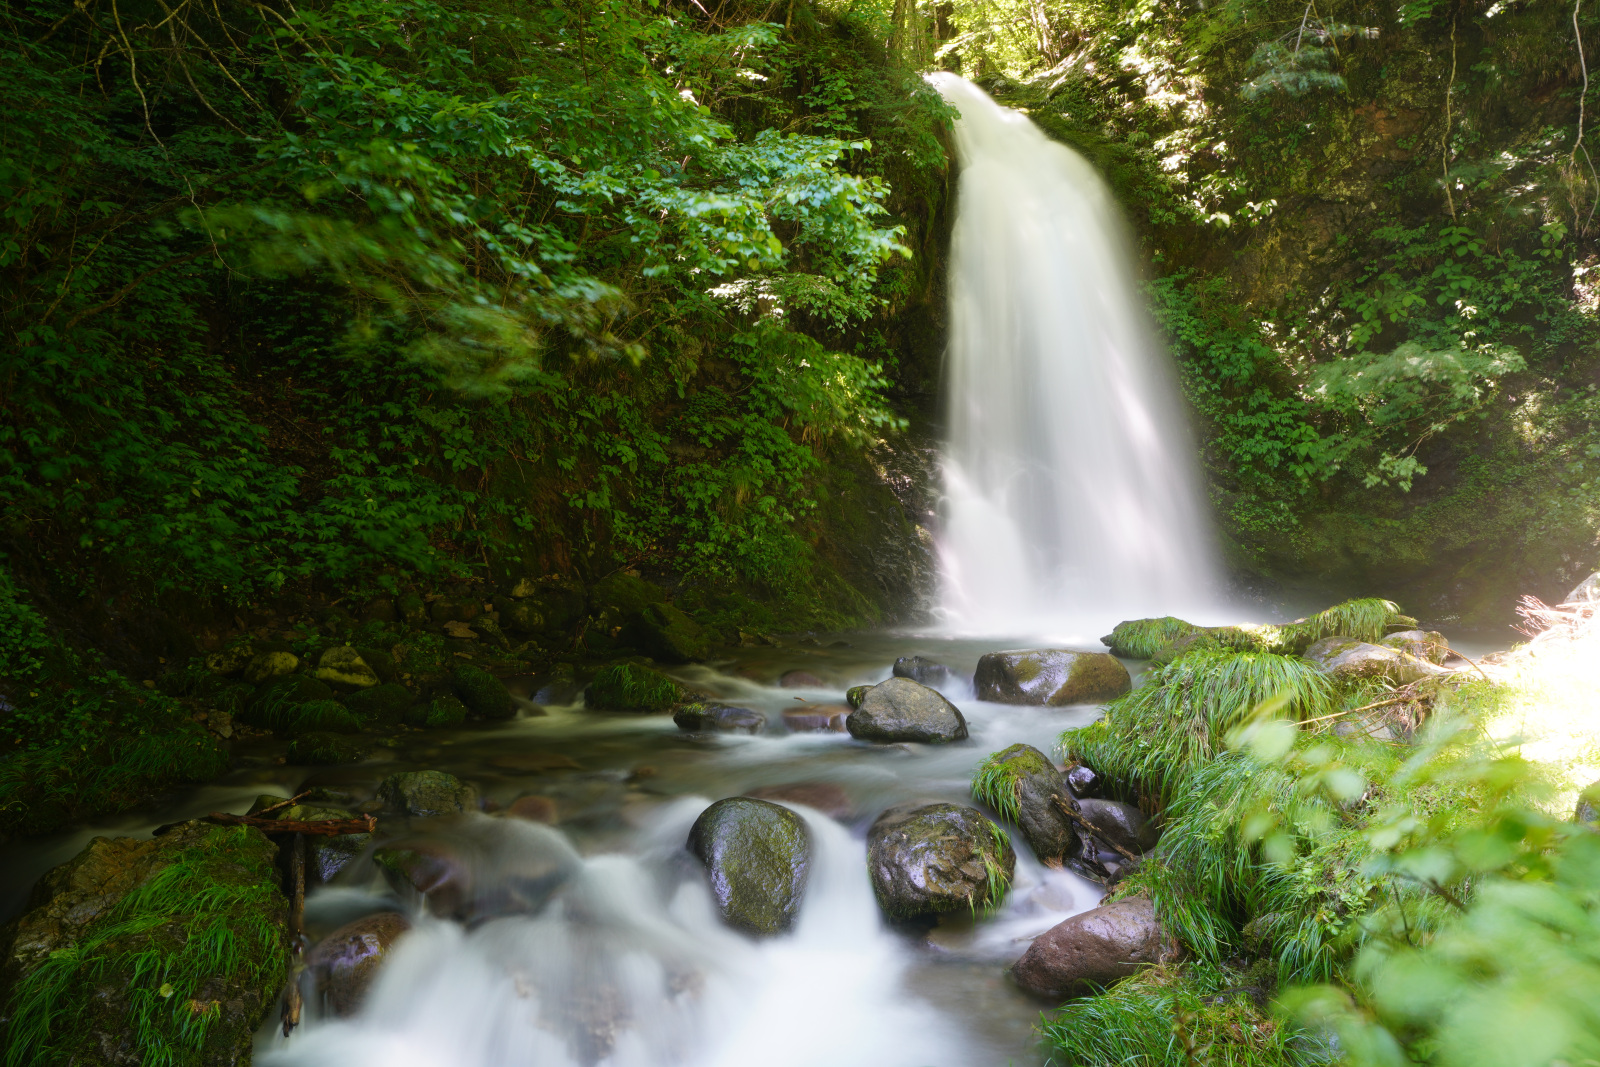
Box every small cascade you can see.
[929,74,1221,635]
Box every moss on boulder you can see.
[449,666,514,720]
[584,663,685,712]
[687,797,811,936]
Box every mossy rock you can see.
[288,732,371,765]
[377,770,476,816]
[0,822,288,1066]
[353,646,398,684]
[342,682,414,725]
[626,601,712,663]
[590,572,666,617]
[845,685,869,709]
[972,743,1078,864]
[315,645,381,690]
[397,592,428,628]
[687,797,811,936]
[269,699,363,738]
[1101,617,1200,658]
[405,694,469,729]
[584,663,685,712]
[866,802,1014,919]
[449,666,515,720]
[974,649,1131,705]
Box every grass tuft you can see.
[1271,598,1413,653]
[1103,617,1202,658]
[584,663,684,712]
[971,751,1023,822]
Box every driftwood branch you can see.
[1052,794,1140,864]
[203,812,376,836]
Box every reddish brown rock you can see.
[744,783,854,819]
[1011,896,1181,1000]
[781,704,850,732]
[505,794,558,824]
[308,912,412,1015]
[779,670,825,688]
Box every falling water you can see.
[929,74,1220,635]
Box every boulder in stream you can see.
[866,802,1014,919]
[975,743,1079,864]
[450,666,516,720]
[308,911,412,1016]
[1065,763,1102,799]
[0,821,287,1064]
[1302,636,1446,686]
[781,703,850,732]
[584,663,686,712]
[626,602,712,663]
[315,645,382,690]
[1011,895,1181,1000]
[974,649,1131,705]
[846,677,968,744]
[377,770,476,817]
[892,655,958,690]
[1077,798,1160,854]
[673,701,766,734]
[687,797,811,936]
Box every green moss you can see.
[1,825,288,1067]
[584,663,685,712]
[1103,617,1203,658]
[407,694,468,728]
[971,746,1049,823]
[449,666,514,720]
[342,682,414,724]
[1270,598,1415,654]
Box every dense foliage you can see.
[0,0,949,644]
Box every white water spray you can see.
[930,74,1220,635]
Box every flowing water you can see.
[0,76,1248,1067]
[930,74,1221,635]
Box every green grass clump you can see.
[261,699,362,737]
[1103,617,1202,658]
[1062,649,1336,803]
[1271,598,1414,653]
[1041,961,1326,1067]
[286,732,370,764]
[1,825,288,1067]
[584,663,684,712]
[971,751,1024,823]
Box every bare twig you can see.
[203,812,378,836]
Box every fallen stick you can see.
[1051,794,1141,864]
[203,812,377,836]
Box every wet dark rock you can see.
[1379,629,1449,664]
[243,649,299,684]
[982,743,1079,864]
[1302,637,1445,686]
[373,841,469,912]
[866,802,1014,919]
[377,770,476,816]
[494,595,547,636]
[974,649,1132,705]
[627,602,712,663]
[308,912,411,1016]
[288,732,371,765]
[315,645,381,690]
[779,670,824,688]
[0,821,286,1064]
[1065,764,1102,799]
[342,682,413,724]
[1011,896,1182,1000]
[845,685,868,709]
[309,831,372,883]
[673,701,766,734]
[1077,798,1160,854]
[846,678,968,744]
[450,666,515,720]
[892,656,957,689]
[687,797,811,936]
[781,704,850,732]
[744,782,854,820]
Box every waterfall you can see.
[929,74,1220,635]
